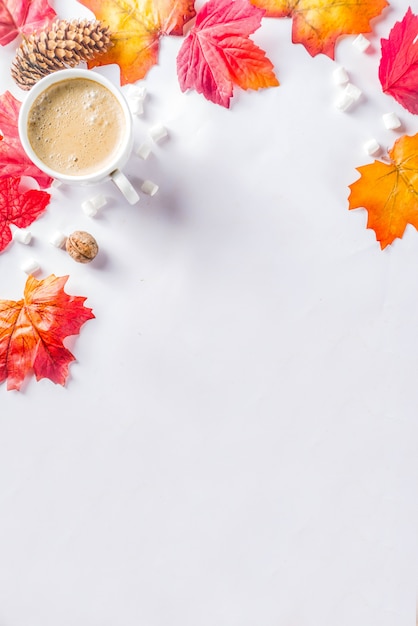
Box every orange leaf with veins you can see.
[78,0,196,84]
[0,274,94,391]
[348,134,418,249]
[250,0,388,58]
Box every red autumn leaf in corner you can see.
[379,8,418,114]
[0,91,53,189]
[0,177,50,252]
[177,0,279,108]
[0,274,95,391]
[0,0,56,46]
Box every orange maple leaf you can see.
[348,133,418,249]
[78,0,196,84]
[250,0,388,58]
[0,274,94,391]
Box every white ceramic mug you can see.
[18,68,139,204]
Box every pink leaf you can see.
[177,0,279,108]
[379,7,418,114]
[0,0,56,46]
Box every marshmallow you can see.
[352,34,371,52]
[141,180,159,196]
[136,142,152,160]
[363,138,381,156]
[81,199,96,217]
[335,91,355,112]
[148,123,168,143]
[127,84,147,100]
[49,230,67,248]
[125,84,146,116]
[51,178,63,188]
[13,228,32,244]
[344,83,362,101]
[335,82,363,111]
[21,258,40,275]
[82,193,107,217]
[382,112,401,130]
[333,66,349,85]
[128,99,144,116]
[90,193,107,209]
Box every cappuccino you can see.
[27,77,125,176]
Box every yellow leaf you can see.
[79,0,196,83]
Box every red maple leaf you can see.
[177,0,279,108]
[0,177,50,252]
[379,7,418,114]
[0,274,95,391]
[0,0,56,46]
[0,91,53,189]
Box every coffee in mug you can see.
[18,69,139,204]
[27,77,125,177]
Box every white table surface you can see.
[0,0,417,624]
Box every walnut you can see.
[66,230,98,263]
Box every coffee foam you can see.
[27,78,126,177]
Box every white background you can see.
[0,0,417,624]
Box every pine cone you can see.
[11,19,113,90]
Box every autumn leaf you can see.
[0,0,56,46]
[0,91,53,189]
[0,274,94,391]
[78,0,196,84]
[250,0,388,58]
[379,8,418,115]
[348,133,418,249]
[0,177,50,252]
[177,0,279,107]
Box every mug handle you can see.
[110,169,140,205]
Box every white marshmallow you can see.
[125,84,146,116]
[333,66,349,85]
[82,194,107,216]
[51,178,63,188]
[127,84,147,100]
[49,230,67,248]
[149,123,168,143]
[13,228,32,244]
[363,138,381,156]
[91,193,107,210]
[344,83,362,101]
[141,180,159,196]
[22,258,40,275]
[382,112,401,130]
[352,34,371,52]
[81,199,97,217]
[136,142,152,160]
[128,99,144,116]
[335,91,355,112]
